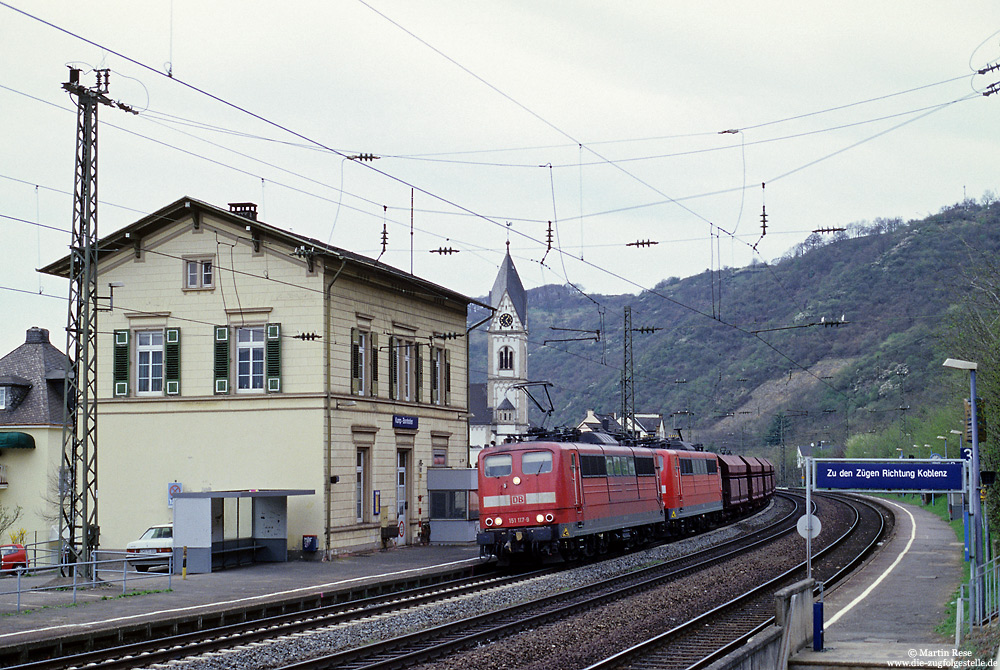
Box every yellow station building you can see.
[27,197,482,556]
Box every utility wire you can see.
[0,2,960,406]
[0,1,538,252]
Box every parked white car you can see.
[125,523,173,572]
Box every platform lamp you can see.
[943,357,983,624]
[936,435,948,459]
[951,428,964,453]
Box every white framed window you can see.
[350,328,378,397]
[357,330,368,394]
[390,337,417,401]
[431,347,444,405]
[136,331,164,395]
[430,347,450,406]
[184,258,213,289]
[356,450,367,523]
[0,386,6,410]
[402,340,413,400]
[236,326,265,392]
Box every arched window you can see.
[498,346,514,371]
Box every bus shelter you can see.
[172,489,314,573]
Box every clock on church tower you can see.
[498,313,513,328]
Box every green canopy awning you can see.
[0,432,35,449]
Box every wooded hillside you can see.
[469,198,1000,459]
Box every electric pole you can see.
[59,67,132,576]
[621,307,635,438]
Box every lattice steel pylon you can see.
[621,307,635,438]
[59,68,115,577]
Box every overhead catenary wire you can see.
[0,74,979,273]
[0,206,880,385]
[4,3,984,284]
[0,2,980,410]
[0,2,542,256]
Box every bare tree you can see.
[0,503,23,542]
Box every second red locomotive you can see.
[477,432,774,562]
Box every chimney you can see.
[25,327,50,344]
[228,202,258,221]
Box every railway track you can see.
[3,569,541,670]
[260,492,805,670]
[584,492,889,670]
[7,493,806,670]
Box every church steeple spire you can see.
[490,250,526,328]
[486,248,529,438]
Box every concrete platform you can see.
[790,497,966,669]
[0,544,484,647]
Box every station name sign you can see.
[393,414,418,430]
[814,459,965,492]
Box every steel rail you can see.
[12,494,802,670]
[270,492,805,670]
[584,493,887,670]
[4,569,542,670]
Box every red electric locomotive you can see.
[476,432,776,563]
[656,449,723,529]
[478,435,663,561]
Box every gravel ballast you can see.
[159,498,800,670]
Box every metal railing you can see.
[0,550,172,614]
[955,553,1000,647]
[970,556,999,626]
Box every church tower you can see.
[486,247,529,438]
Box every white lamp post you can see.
[951,428,964,454]
[943,358,982,623]
[937,435,948,459]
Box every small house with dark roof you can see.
[576,409,666,440]
[0,327,69,542]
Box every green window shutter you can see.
[266,323,281,392]
[370,331,378,396]
[165,328,181,395]
[444,349,451,405]
[113,330,130,397]
[414,344,422,403]
[351,328,361,395]
[388,336,398,400]
[214,326,230,394]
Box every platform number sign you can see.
[167,482,183,508]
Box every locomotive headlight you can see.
[494,517,504,526]
[545,513,554,522]
[536,514,545,523]
[512,476,521,485]
[485,517,494,527]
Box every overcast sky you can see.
[2,1,999,356]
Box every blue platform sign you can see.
[393,414,418,430]
[814,459,964,492]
